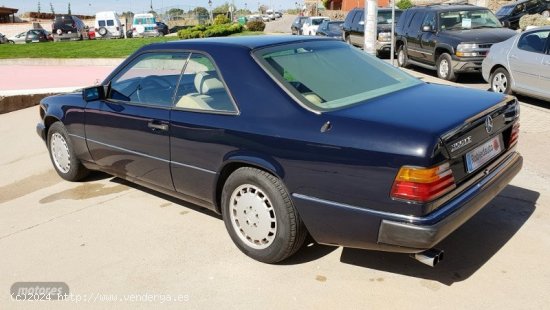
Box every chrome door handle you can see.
[510,54,518,60]
[147,121,168,132]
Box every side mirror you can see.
[502,20,511,28]
[82,85,106,102]
[422,25,433,32]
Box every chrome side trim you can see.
[170,160,217,174]
[292,151,520,225]
[76,134,217,175]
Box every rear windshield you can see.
[55,15,74,26]
[254,41,421,112]
[378,11,403,24]
[496,6,514,16]
[328,22,343,31]
[311,18,326,25]
[134,17,155,24]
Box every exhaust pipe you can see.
[410,249,444,267]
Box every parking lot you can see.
[0,55,549,308]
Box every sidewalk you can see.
[0,58,122,96]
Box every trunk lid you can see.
[330,83,519,184]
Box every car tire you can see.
[221,167,307,263]
[8,40,14,44]
[397,45,409,68]
[345,34,352,45]
[98,27,108,37]
[543,10,550,17]
[47,122,89,181]
[436,53,457,82]
[490,67,512,94]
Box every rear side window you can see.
[107,20,115,26]
[517,30,550,53]
[408,11,426,31]
[174,54,236,113]
[98,20,106,27]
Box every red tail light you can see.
[510,122,520,146]
[391,163,456,203]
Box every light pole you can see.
[208,0,213,23]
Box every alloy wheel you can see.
[492,72,508,93]
[229,184,277,250]
[50,132,71,174]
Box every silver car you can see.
[482,26,550,101]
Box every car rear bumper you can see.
[292,151,522,253]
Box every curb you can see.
[0,93,56,115]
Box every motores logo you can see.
[11,282,69,301]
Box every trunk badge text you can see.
[450,136,472,153]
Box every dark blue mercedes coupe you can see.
[37,36,522,266]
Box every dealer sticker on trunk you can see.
[465,135,502,173]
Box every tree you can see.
[397,0,414,10]
[213,3,230,14]
[50,2,55,15]
[258,4,268,14]
[193,7,209,17]
[167,8,184,16]
[322,0,331,9]
[37,1,41,14]
[235,9,251,16]
[68,2,71,14]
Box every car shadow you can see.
[339,185,538,285]
[515,94,549,109]
[108,177,222,220]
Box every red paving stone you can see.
[0,65,116,91]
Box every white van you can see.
[132,13,159,38]
[95,11,123,38]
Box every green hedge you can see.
[246,20,266,32]
[178,23,244,39]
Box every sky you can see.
[3,0,304,15]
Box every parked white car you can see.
[482,26,550,101]
[132,13,159,38]
[95,11,124,38]
[301,17,330,36]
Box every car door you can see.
[85,52,190,190]
[170,53,238,204]
[405,11,426,61]
[351,10,364,46]
[536,31,550,99]
[509,29,549,95]
[419,12,437,63]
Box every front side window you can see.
[517,30,550,53]
[109,52,189,107]
[174,54,236,113]
[107,20,115,26]
[255,41,422,112]
[439,9,501,30]
[422,12,436,28]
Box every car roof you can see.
[146,36,336,51]
[414,4,485,11]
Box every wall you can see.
[342,0,391,11]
